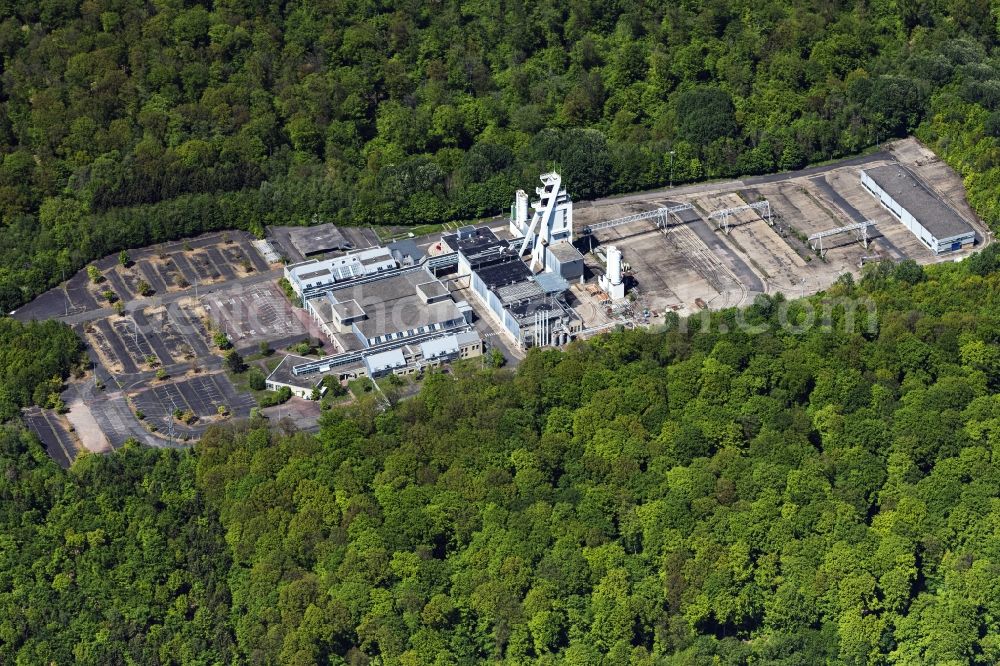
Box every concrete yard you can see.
[573,138,990,317]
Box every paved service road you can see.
[578,150,892,209]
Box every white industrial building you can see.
[274,237,485,393]
[265,329,484,397]
[444,226,581,348]
[285,246,398,299]
[861,165,975,254]
[510,172,575,271]
[265,354,322,398]
[305,269,470,349]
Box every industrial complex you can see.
[266,141,987,398]
[14,137,991,464]
[268,172,592,396]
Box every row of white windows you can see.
[370,323,445,345]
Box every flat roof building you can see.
[452,225,582,349]
[545,241,585,282]
[285,246,398,299]
[266,327,485,390]
[443,227,513,274]
[266,354,322,399]
[861,165,976,254]
[306,267,469,349]
[287,224,351,257]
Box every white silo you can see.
[599,245,626,300]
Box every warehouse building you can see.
[285,246,398,299]
[861,165,975,254]
[286,224,352,257]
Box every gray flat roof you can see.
[298,268,330,281]
[548,241,584,262]
[364,348,406,374]
[287,224,351,256]
[332,299,365,320]
[330,269,462,339]
[864,165,974,240]
[267,354,322,389]
[332,269,433,306]
[388,239,426,263]
[353,298,462,339]
[310,299,336,323]
[497,280,544,304]
[420,334,460,359]
[417,280,449,299]
[333,332,364,352]
[535,272,570,294]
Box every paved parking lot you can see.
[131,373,256,426]
[111,319,158,366]
[24,408,79,468]
[91,319,138,374]
[201,281,308,350]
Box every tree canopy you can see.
[4,252,1000,663]
[0,318,83,419]
[0,1,999,309]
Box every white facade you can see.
[599,245,626,300]
[510,172,574,269]
[860,168,975,254]
[285,246,397,298]
[265,355,321,399]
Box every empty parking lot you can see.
[200,281,309,350]
[131,373,256,428]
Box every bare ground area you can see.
[573,137,991,317]
[65,398,113,453]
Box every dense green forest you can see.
[6,1,1000,662]
[2,0,1000,309]
[0,318,83,420]
[5,247,1000,664]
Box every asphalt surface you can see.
[245,243,272,273]
[130,308,176,364]
[808,175,906,260]
[583,150,893,210]
[24,408,78,468]
[170,252,199,285]
[206,247,237,281]
[688,218,765,293]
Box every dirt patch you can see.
[65,399,113,453]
